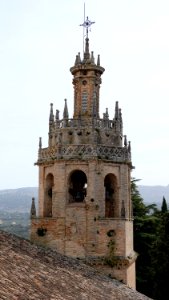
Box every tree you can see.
[131,178,147,217]
[151,212,169,300]
[131,179,169,299]
[131,178,158,297]
[161,196,168,213]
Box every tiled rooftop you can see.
[0,230,152,300]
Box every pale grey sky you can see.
[0,0,169,189]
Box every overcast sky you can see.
[0,0,169,189]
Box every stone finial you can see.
[63,99,69,119]
[105,108,109,119]
[84,38,90,60]
[91,51,95,63]
[103,108,109,120]
[128,141,131,153]
[39,137,42,149]
[119,108,122,121]
[75,54,78,65]
[97,54,100,66]
[30,197,36,218]
[49,103,54,124]
[77,52,81,64]
[115,101,119,119]
[56,109,60,120]
[124,135,127,147]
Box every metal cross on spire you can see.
[80,3,95,55]
[80,16,95,39]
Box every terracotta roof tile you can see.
[0,230,153,300]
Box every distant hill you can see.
[0,187,38,212]
[0,185,168,239]
[138,185,169,208]
[0,185,169,213]
[0,187,38,238]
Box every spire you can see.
[78,52,81,63]
[74,52,81,66]
[115,101,119,119]
[119,108,122,121]
[80,15,95,60]
[75,55,78,65]
[128,141,131,153]
[56,110,60,120]
[84,37,90,60]
[124,135,127,147]
[105,108,109,119]
[63,99,69,119]
[103,108,109,120]
[55,110,60,128]
[70,13,105,118]
[91,51,95,63]
[49,103,54,124]
[39,137,42,149]
[30,197,36,218]
[97,55,100,66]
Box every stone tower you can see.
[30,17,137,288]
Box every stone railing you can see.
[38,144,131,163]
[53,117,121,130]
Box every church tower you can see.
[30,16,137,288]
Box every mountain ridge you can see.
[138,185,169,206]
[0,187,38,212]
[0,185,169,212]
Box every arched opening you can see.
[44,173,54,217]
[68,170,87,203]
[104,174,117,218]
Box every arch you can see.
[44,173,54,217]
[68,170,87,203]
[104,173,118,218]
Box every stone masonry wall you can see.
[32,158,135,287]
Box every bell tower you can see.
[30,16,137,288]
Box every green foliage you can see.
[131,178,147,217]
[0,211,30,239]
[150,212,169,300]
[132,178,169,299]
[105,239,118,267]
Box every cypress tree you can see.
[161,196,168,213]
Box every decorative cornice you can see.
[37,144,131,165]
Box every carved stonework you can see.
[38,145,131,164]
